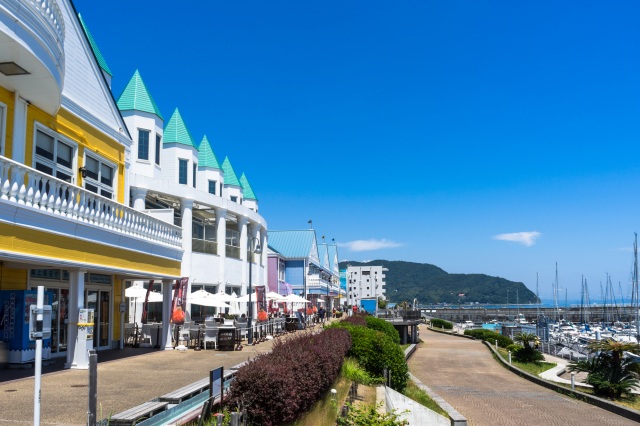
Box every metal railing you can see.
[0,156,182,248]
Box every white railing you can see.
[23,0,65,45]
[0,156,182,248]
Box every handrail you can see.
[0,155,182,248]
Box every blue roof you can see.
[268,230,319,262]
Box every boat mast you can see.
[553,262,560,322]
[536,272,540,321]
[634,233,639,341]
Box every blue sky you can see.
[76,1,640,301]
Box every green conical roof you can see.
[221,156,240,186]
[164,108,196,148]
[198,136,221,169]
[240,173,257,201]
[77,14,112,76]
[117,70,164,119]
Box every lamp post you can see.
[248,237,261,345]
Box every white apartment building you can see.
[346,265,387,306]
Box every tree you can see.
[568,339,640,399]
[378,297,388,309]
[513,332,543,363]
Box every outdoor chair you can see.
[203,321,218,350]
[236,320,248,341]
[179,321,193,347]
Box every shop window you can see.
[34,127,76,183]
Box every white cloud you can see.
[338,239,403,252]
[493,231,541,247]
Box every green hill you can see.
[338,260,538,305]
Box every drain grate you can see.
[70,384,88,388]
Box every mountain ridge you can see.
[339,259,538,304]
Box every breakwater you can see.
[421,305,639,323]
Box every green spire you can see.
[221,156,240,186]
[77,14,112,76]
[117,70,164,119]
[164,108,196,148]
[240,173,257,201]
[198,136,221,169]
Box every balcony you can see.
[0,0,65,115]
[0,155,182,250]
[226,245,240,259]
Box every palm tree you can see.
[568,339,640,399]
[514,332,538,349]
[513,332,543,363]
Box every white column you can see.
[131,187,147,211]
[162,279,174,350]
[181,199,193,314]
[259,226,267,287]
[12,93,27,163]
[215,208,227,292]
[65,270,86,369]
[239,217,249,295]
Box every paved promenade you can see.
[0,338,279,425]
[409,326,637,426]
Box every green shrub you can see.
[337,402,408,426]
[429,318,453,330]
[464,329,513,348]
[365,316,401,344]
[329,320,409,392]
[513,346,544,363]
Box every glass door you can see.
[86,289,111,349]
[47,288,69,354]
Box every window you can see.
[178,159,188,184]
[230,196,237,203]
[192,163,197,188]
[34,128,75,183]
[137,129,149,160]
[208,180,216,195]
[84,154,115,199]
[155,134,161,165]
[0,103,5,155]
[219,183,223,196]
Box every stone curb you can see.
[483,341,640,423]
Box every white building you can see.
[346,265,388,306]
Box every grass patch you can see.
[287,376,351,426]
[497,348,555,376]
[555,382,640,411]
[403,380,448,418]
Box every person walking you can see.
[318,306,326,324]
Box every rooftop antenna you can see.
[308,219,313,229]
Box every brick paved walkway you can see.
[408,326,637,426]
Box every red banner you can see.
[170,277,189,324]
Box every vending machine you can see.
[0,290,53,364]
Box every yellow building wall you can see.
[0,222,180,276]
[24,105,126,204]
[0,87,15,159]
[0,267,28,290]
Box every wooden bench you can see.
[158,377,210,404]
[109,401,169,426]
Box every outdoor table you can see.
[217,326,236,351]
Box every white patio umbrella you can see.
[282,294,310,304]
[236,292,257,303]
[146,291,163,303]
[266,291,283,300]
[125,284,150,325]
[210,291,237,302]
[190,290,230,308]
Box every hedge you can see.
[365,316,401,344]
[429,318,453,330]
[328,320,408,392]
[226,328,351,426]
[464,329,513,348]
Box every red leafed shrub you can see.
[226,328,351,426]
[342,314,367,327]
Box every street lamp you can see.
[248,237,261,345]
